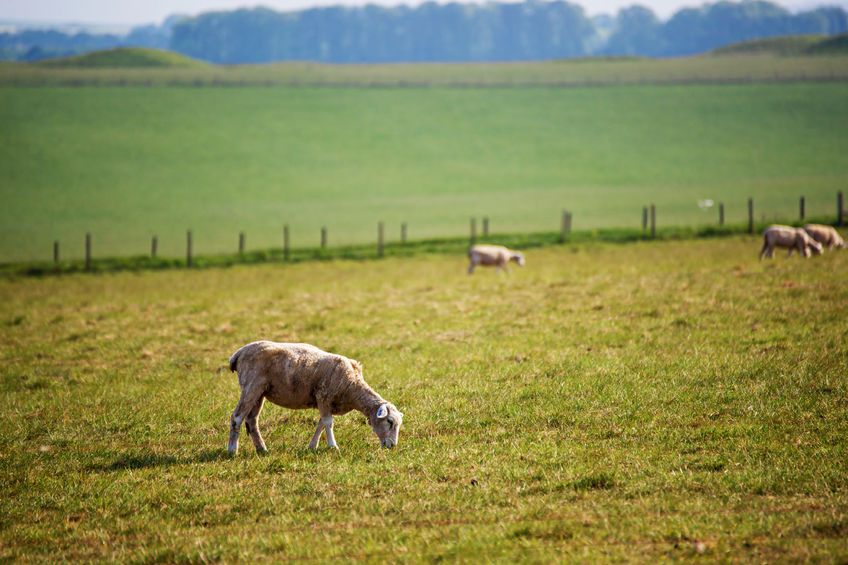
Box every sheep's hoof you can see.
[256,448,269,456]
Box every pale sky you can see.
[0,0,844,27]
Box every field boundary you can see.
[2,53,848,88]
[3,216,842,278]
[3,75,848,89]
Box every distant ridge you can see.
[37,47,205,68]
[712,33,848,55]
[808,32,848,54]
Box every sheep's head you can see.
[511,252,526,267]
[370,403,404,448]
[808,240,823,256]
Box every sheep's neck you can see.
[353,385,384,417]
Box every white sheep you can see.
[760,225,823,259]
[467,244,525,274]
[227,341,403,454]
[803,224,846,251]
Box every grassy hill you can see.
[807,33,848,55]
[1,237,847,560]
[713,33,848,56]
[37,47,207,69]
[1,83,847,263]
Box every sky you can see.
[0,0,844,27]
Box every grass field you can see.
[1,237,847,561]
[2,82,848,263]
[2,52,848,87]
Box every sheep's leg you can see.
[308,419,324,450]
[228,384,265,456]
[245,397,268,454]
[323,415,339,450]
[467,261,476,275]
[759,239,768,260]
[308,413,339,450]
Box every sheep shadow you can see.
[88,449,231,472]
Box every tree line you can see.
[2,0,846,63]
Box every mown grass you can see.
[2,82,847,263]
[1,236,846,561]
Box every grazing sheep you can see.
[804,224,846,251]
[760,225,823,259]
[468,244,525,274]
[227,341,403,455]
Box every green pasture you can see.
[1,82,847,263]
[1,237,847,561]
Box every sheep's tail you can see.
[228,342,256,373]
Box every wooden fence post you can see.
[642,206,648,233]
[377,222,384,257]
[482,217,489,238]
[470,218,477,246]
[650,204,656,238]
[151,236,158,258]
[560,210,568,242]
[401,223,407,245]
[747,198,754,234]
[799,196,805,221]
[53,241,59,265]
[839,191,844,227]
[321,227,327,249]
[283,225,290,261]
[719,203,725,226]
[186,230,193,267]
[239,232,245,256]
[85,233,91,271]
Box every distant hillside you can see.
[37,47,206,68]
[713,32,848,55]
[807,32,848,54]
[1,1,847,64]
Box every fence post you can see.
[401,223,407,245]
[799,196,805,221]
[839,191,844,227]
[85,233,91,271]
[321,227,327,249]
[151,236,158,258]
[283,225,290,261]
[470,218,477,246]
[642,206,648,233]
[482,217,489,238]
[377,222,384,258]
[53,241,59,265]
[719,203,725,226]
[186,230,193,267]
[747,198,754,234]
[560,210,567,242]
[650,204,656,238]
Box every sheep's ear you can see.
[376,405,388,419]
